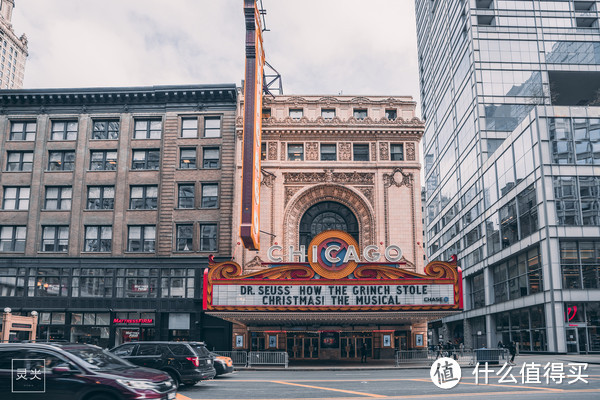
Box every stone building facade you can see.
[0,84,236,349]
[0,0,27,89]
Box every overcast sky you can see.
[12,0,420,104]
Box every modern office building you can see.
[0,84,237,349]
[0,0,27,89]
[416,0,600,353]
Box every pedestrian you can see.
[497,340,503,349]
[508,341,517,365]
[360,342,368,363]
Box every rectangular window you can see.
[3,187,29,210]
[73,268,114,298]
[92,120,120,140]
[180,148,197,169]
[44,186,72,210]
[0,226,26,252]
[127,225,156,252]
[84,226,112,252]
[390,144,404,161]
[320,144,337,161]
[41,226,69,252]
[6,151,33,171]
[130,185,158,210]
[181,117,198,138]
[289,109,303,120]
[288,144,304,161]
[201,184,218,208]
[9,121,36,141]
[499,199,518,249]
[178,184,195,209]
[353,144,370,161]
[579,176,600,226]
[470,273,485,309]
[517,185,538,237]
[554,177,581,225]
[48,151,75,171]
[134,119,162,139]
[261,143,267,161]
[204,117,221,138]
[385,109,397,120]
[132,149,160,170]
[51,121,78,141]
[203,148,220,169]
[262,108,271,119]
[321,109,336,120]
[90,150,118,171]
[200,224,217,252]
[176,224,193,252]
[353,109,367,120]
[87,186,114,210]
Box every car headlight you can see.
[207,359,212,364]
[116,379,156,391]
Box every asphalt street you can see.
[176,365,600,400]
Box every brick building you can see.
[0,84,236,349]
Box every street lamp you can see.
[3,307,11,314]
[30,311,38,317]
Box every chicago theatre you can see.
[201,94,464,360]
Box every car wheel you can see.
[166,370,180,389]
[183,380,200,386]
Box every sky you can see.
[12,0,420,106]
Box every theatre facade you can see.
[216,95,463,360]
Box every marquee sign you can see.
[204,230,463,312]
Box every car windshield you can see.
[64,347,133,371]
[189,344,211,357]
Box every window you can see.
[200,224,217,251]
[44,187,72,210]
[493,247,542,303]
[385,109,397,120]
[517,185,538,237]
[178,184,195,209]
[470,273,485,309]
[201,184,218,208]
[92,120,119,140]
[132,149,160,170]
[390,144,404,161]
[288,144,304,161]
[6,151,33,171]
[128,226,156,252]
[84,226,112,252]
[203,148,220,169]
[90,150,117,171]
[130,185,158,210]
[180,148,196,169]
[181,118,198,138]
[554,177,581,225]
[561,241,600,289]
[353,109,367,120]
[134,119,162,139]
[321,109,335,120]
[261,143,267,160]
[320,144,336,161]
[204,117,221,137]
[51,121,78,141]
[41,226,69,252]
[0,226,26,252]
[73,268,113,297]
[499,199,518,249]
[87,186,114,210]
[262,108,271,119]
[176,224,193,251]
[161,268,195,298]
[353,144,369,161]
[3,187,29,210]
[48,151,75,171]
[9,121,36,141]
[289,109,303,120]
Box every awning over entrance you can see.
[206,311,460,326]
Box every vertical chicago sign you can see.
[240,0,265,250]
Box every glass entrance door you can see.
[286,333,318,359]
[566,328,579,353]
[340,335,372,359]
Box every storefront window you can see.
[494,305,546,351]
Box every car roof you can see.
[0,343,102,351]
[117,341,206,346]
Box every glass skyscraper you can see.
[416,0,600,353]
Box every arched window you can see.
[299,201,359,249]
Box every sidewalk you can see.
[244,354,600,371]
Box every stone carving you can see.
[261,169,275,188]
[371,142,377,161]
[406,142,416,161]
[357,186,374,205]
[306,142,319,161]
[236,130,243,141]
[283,170,374,185]
[244,255,265,273]
[285,186,302,205]
[383,168,413,188]
[338,143,352,161]
[280,142,286,161]
[268,142,277,160]
[235,116,244,127]
[379,142,389,161]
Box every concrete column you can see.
[486,314,496,348]
[441,323,450,342]
[463,318,473,349]
[484,267,494,306]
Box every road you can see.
[176,365,600,400]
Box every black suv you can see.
[110,341,215,387]
[0,343,176,400]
